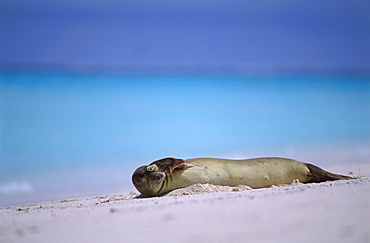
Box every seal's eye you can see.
[146,164,158,172]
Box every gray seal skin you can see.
[132,157,353,197]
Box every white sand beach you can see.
[1,162,369,243]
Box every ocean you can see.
[1,71,369,207]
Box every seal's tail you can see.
[305,163,354,182]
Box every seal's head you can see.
[132,165,166,196]
[132,157,189,196]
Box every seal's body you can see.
[132,157,352,197]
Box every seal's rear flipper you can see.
[305,163,353,182]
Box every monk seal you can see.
[132,157,353,197]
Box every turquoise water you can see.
[1,71,369,206]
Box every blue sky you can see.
[1,0,369,71]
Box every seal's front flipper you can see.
[172,162,192,171]
[305,163,353,182]
[151,157,188,174]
